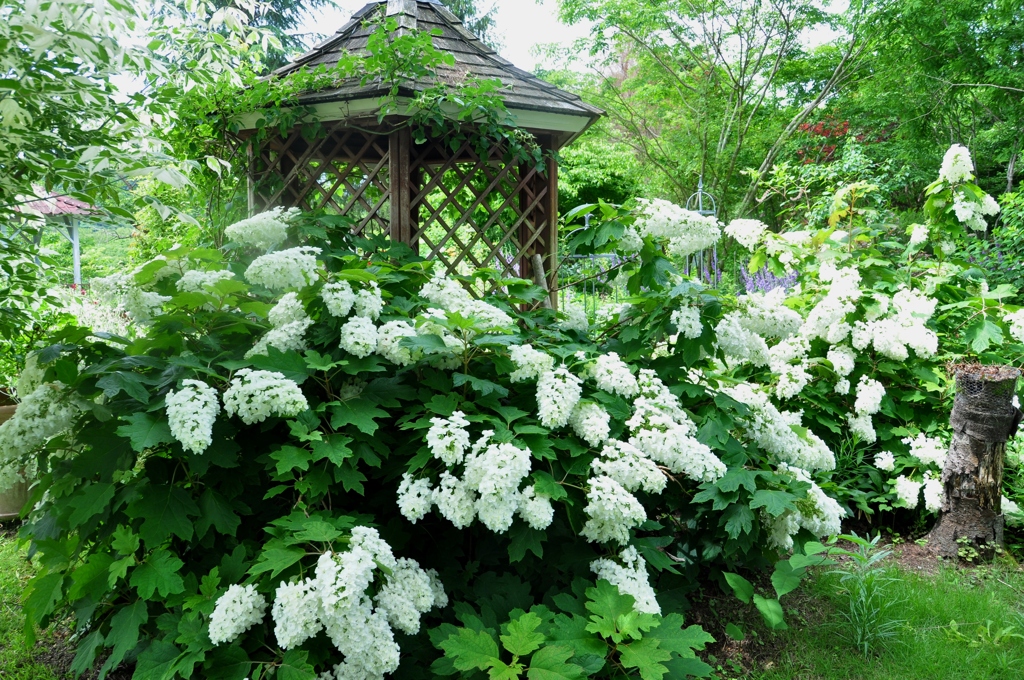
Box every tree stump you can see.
[927,366,1023,558]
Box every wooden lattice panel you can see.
[250,123,392,237]
[408,137,554,290]
[246,123,559,299]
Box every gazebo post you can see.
[389,127,414,247]
[544,139,559,307]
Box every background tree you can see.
[555,0,880,219]
[442,0,501,49]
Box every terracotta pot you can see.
[0,404,29,521]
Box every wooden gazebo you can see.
[235,0,602,293]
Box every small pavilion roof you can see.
[20,191,94,216]
[268,0,602,146]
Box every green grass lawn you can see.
[0,529,60,680]
[746,563,1024,680]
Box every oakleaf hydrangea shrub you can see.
[706,145,1024,523]
[7,207,842,680]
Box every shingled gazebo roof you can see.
[258,0,602,148]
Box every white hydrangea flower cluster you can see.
[397,429,549,534]
[50,286,135,339]
[14,352,45,400]
[581,475,647,544]
[799,264,861,343]
[736,288,802,339]
[1006,309,1024,344]
[893,475,922,508]
[714,313,770,367]
[321,281,357,317]
[767,335,811,400]
[244,247,321,290]
[923,472,943,513]
[591,440,666,494]
[354,282,384,320]
[222,369,308,425]
[536,367,583,428]
[590,546,661,614]
[432,472,476,529]
[270,528,445,680]
[165,380,220,455]
[396,474,434,523]
[589,352,640,398]
[874,451,896,472]
[375,320,419,366]
[209,584,267,645]
[518,485,556,530]
[724,218,768,251]
[909,223,929,247]
[724,384,836,472]
[671,305,703,340]
[849,288,939,361]
[634,198,721,258]
[426,411,471,465]
[272,579,322,650]
[559,301,591,334]
[463,436,535,532]
[827,345,857,394]
[509,344,555,382]
[848,376,885,444]
[1004,496,1024,526]
[0,382,77,492]
[938,144,974,185]
[952,192,1000,232]
[766,464,846,551]
[626,370,726,482]
[176,269,235,293]
[903,433,946,468]
[91,272,171,325]
[569,402,612,447]
[339,316,379,358]
[420,270,513,332]
[224,207,300,250]
[247,292,314,358]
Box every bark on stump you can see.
[928,366,1023,557]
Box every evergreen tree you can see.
[442,0,501,49]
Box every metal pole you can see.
[71,219,81,286]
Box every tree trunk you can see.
[928,367,1023,557]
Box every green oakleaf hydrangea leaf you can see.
[647,614,714,657]
[100,599,148,676]
[116,412,174,453]
[526,645,587,680]
[749,489,797,517]
[440,628,504,673]
[330,400,388,435]
[250,541,306,578]
[617,637,673,680]
[549,614,606,657]
[128,485,199,547]
[130,550,185,599]
[501,612,545,656]
[68,553,115,602]
[584,581,659,643]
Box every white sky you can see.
[294,0,593,73]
